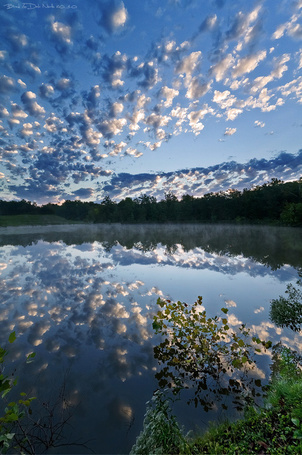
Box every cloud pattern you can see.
[0,0,301,203]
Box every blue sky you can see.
[0,0,302,203]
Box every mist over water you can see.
[0,224,301,453]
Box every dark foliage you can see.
[1,178,302,226]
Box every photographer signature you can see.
[4,3,77,9]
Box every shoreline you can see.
[0,221,299,236]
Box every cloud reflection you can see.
[0,226,301,452]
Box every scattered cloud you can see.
[224,127,237,136]
[0,0,301,204]
[98,1,129,34]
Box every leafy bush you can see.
[0,332,36,453]
[270,280,302,332]
[130,390,189,455]
[153,296,271,411]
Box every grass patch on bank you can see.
[0,214,72,226]
[188,399,302,454]
[189,346,302,454]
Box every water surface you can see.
[0,224,301,453]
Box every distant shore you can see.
[0,223,94,235]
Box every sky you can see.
[0,0,302,204]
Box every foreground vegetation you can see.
[131,346,302,454]
[1,178,302,226]
[132,284,302,455]
[188,345,302,454]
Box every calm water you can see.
[0,224,302,454]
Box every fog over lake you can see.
[0,224,301,454]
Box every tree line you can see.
[1,178,302,226]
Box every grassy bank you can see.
[0,214,72,226]
[187,348,302,454]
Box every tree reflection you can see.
[1,224,302,271]
[153,297,271,412]
[270,279,302,332]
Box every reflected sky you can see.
[0,224,301,453]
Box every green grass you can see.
[186,347,302,454]
[0,214,72,226]
[188,404,302,454]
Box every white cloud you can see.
[232,50,267,78]
[0,51,7,61]
[272,24,287,40]
[254,120,265,128]
[271,54,290,79]
[159,86,179,107]
[298,50,302,69]
[278,75,302,103]
[224,127,237,136]
[129,109,145,132]
[112,3,128,29]
[272,9,302,40]
[0,107,9,117]
[21,91,45,117]
[244,88,277,112]
[99,2,128,34]
[249,54,290,94]
[213,90,237,110]
[0,75,15,94]
[20,122,33,137]
[39,84,55,98]
[17,79,27,89]
[225,299,237,308]
[188,111,204,135]
[98,117,127,138]
[110,101,124,117]
[211,54,234,82]
[175,51,201,78]
[11,103,28,118]
[108,140,126,156]
[125,147,143,158]
[226,108,243,121]
[56,78,71,91]
[50,19,72,45]
[249,75,273,93]
[145,112,171,129]
[185,78,211,100]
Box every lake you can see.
[0,223,301,454]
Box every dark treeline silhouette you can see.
[1,178,302,226]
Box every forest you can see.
[1,178,302,226]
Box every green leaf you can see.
[221,308,228,314]
[4,433,14,440]
[2,388,11,399]
[232,358,242,368]
[8,332,16,344]
[26,352,36,363]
